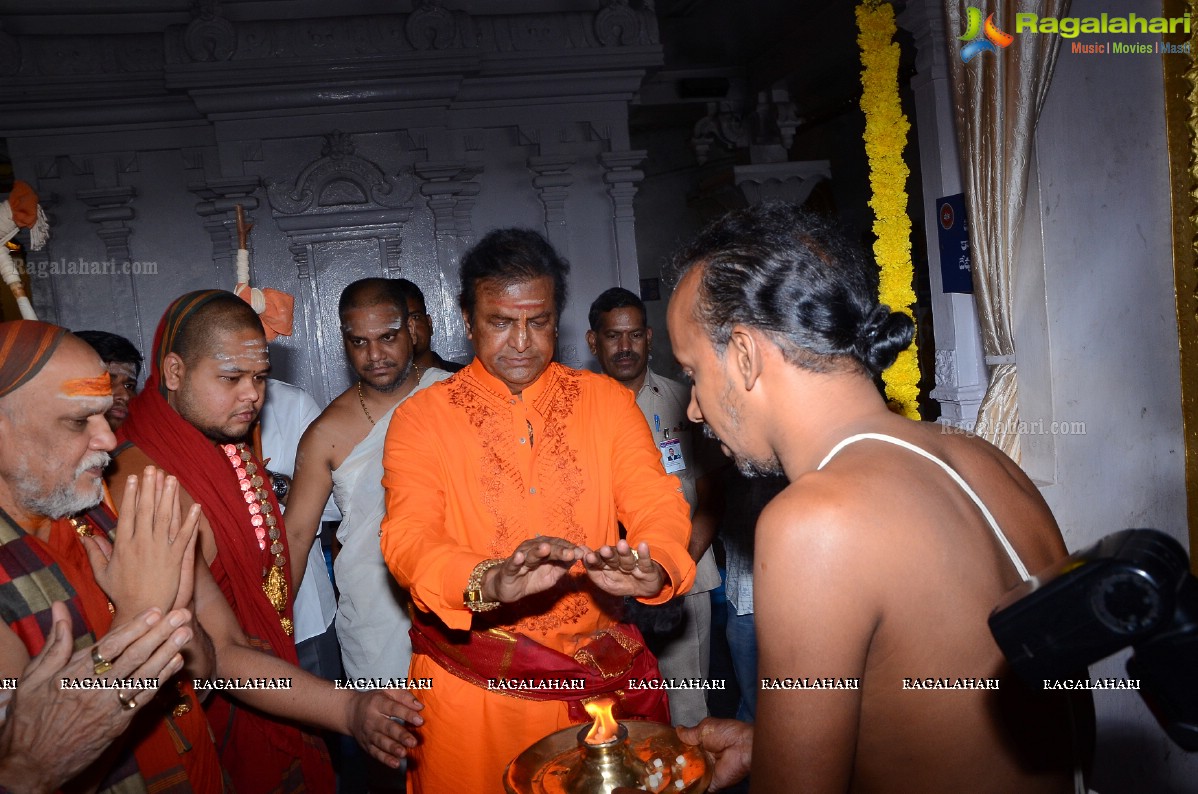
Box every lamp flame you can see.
[583,698,618,745]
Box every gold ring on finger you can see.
[92,646,113,676]
[117,690,138,710]
[629,549,640,562]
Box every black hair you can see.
[391,278,427,312]
[338,278,410,324]
[664,202,914,377]
[170,294,264,364]
[458,228,569,320]
[587,287,646,333]
[74,330,144,378]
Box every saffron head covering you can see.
[0,320,68,398]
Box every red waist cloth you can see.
[409,608,669,724]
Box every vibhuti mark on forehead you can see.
[240,338,268,354]
[342,320,406,335]
[61,375,112,398]
[212,339,269,369]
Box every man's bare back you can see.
[665,204,1083,793]
[753,415,1077,793]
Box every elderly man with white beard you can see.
[0,319,220,790]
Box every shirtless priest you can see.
[286,279,450,693]
[669,204,1089,793]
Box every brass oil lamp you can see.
[503,698,711,794]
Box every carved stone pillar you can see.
[187,175,261,284]
[415,160,482,361]
[733,161,831,206]
[382,237,404,279]
[528,155,576,258]
[289,243,313,298]
[898,0,987,427]
[78,187,136,265]
[416,161,480,242]
[70,152,146,349]
[452,167,482,245]
[599,150,646,291]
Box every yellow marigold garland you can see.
[857,0,920,419]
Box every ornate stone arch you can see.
[267,130,415,217]
[266,130,417,402]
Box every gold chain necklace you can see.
[357,381,375,425]
[357,364,423,425]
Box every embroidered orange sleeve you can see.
[602,379,696,603]
[380,394,486,631]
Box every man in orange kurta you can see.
[381,229,696,793]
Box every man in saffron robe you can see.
[109,291,425,793]
[381,229,696,793]
[0,319,224,792]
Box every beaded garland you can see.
[222,442,293,636]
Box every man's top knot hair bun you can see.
[854,305,914,377]
[854,305,891,348]
[664,202,915,379]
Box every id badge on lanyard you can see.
[657,420,686,473]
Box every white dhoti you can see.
[332,367,451,681]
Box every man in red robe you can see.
[110,291,425,793]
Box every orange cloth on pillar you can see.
[233,284,294,342]
[381,360,695,794]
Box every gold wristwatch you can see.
[464,558,505,612]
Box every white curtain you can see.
[944,0,1069,461]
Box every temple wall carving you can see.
[0,1,658,401]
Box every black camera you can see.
[988,529,1198,751]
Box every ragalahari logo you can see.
[959,6,1015,62]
